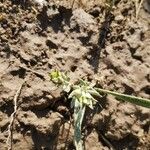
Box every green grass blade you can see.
[95,88,150,108]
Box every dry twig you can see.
[6,81,25,150]
[20,65,47,80]
[135,0,144,20]
[99,133,115,150]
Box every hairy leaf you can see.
[96,88,150,108]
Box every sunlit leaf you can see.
[69,88,82,99]
[96,88,150,108]
[63,84,71,93]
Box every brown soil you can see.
[0,0,150,150]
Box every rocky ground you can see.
[0,0,150,149]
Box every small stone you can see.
[115,15,124,22]
[70,8,95,30]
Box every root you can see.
[6,81,25,150]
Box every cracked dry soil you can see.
[0,0,150,150]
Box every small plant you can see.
[50,70,150,150]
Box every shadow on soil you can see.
[89,11,114,73]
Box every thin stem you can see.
[135,0,144,20]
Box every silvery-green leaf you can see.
[62,72,70,81]
[88,99,94,109]
[63,84,71,93]
[73,85,80,89]
[85,93,96,102]
[83,97,94,109]
[51,78,59,83]
[71,98,76,108]
[79,79,87,86]
[88,89,102,97]
[79,96,83,104]
[84,92,93,99]
[96,88,150,108]
[69,88,82,99]
[82,97,89,105]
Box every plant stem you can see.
[74,101,85,150]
